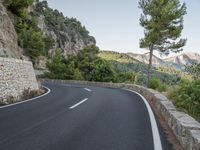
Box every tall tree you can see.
[139,0,187,86]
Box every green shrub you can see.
[157,83,167,92]
[149,78,166,92]
[45,49,69,79]
[73,68,84,80]
[169,79,200,121]
[149,78,160,89]
[90,59,116,82]
[117,71,136,83]
[4,0,33,16]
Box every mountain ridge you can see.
[126,51,200,70]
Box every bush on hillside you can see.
[4,0,33,16]
[45,49,69,79]
[90,59,116,82]
[149,78,166,92]
[117,71,136,83]
[185,63,200,79]
[169,79,200,121]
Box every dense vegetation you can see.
[168,63,200,121]
[4,0,33,16]
[45,45,114,82]
[169,78,200,121]
[45,46,136,83]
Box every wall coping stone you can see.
[0,57,32,65]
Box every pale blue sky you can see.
[46,0,200,55]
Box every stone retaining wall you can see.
[0,57,39,104]
[43,79,200,150]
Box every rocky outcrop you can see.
[0,0,95,60]
[29,2,96,57]
[0,0,21,58]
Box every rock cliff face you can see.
[29,1,96,56]
[0,0,95,59]
[0,0,21,58]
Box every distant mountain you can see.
[127,52,166,67]
[127,52,200,70]
[164,52,200,69]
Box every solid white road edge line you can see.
[69,98,88,109]
[125,89,163,150]
[84,88,91,92]
[0,86,51,109]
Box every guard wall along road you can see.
[0,57,39,104]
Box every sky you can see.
[46,0,200,56]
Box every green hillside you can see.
[99,51,139,63]
[99,51,181,85]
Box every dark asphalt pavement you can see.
[0,82,172,150]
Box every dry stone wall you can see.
[0,57,39,104]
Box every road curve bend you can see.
[0,82,171,150]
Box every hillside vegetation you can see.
[99,51,181,86]
[168,64,200,121]
[45,46,135,84]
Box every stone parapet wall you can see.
[43,79,200,150]
[0,57,39,103]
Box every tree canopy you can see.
[139,0,187,86]
[46,45,117,82]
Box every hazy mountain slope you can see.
[164,52,200,68]
[127,52,200,70]
[127,52,166,67]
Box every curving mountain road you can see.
[0,82,172,150]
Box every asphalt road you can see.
[0,82,172,150]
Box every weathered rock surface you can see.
[0,0,21,58]
[29,2,96,57]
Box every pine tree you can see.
[139,0,187,86]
